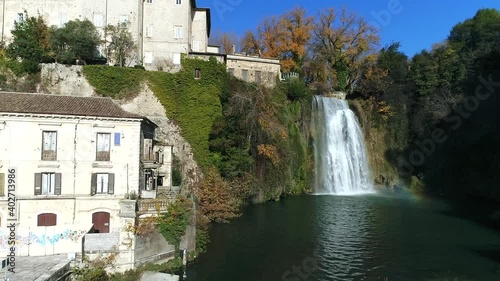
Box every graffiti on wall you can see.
[0,228,88,249]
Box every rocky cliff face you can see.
[40,63,201,188]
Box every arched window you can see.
[37,213,57,226]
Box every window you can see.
[144,169,156,191]
[268,72,275,83]
[146,0,153,3]
[42,131,57,160]
[174,25,182,39]
[59,13,67,27]
[96,133,111,161]
[34,173,61,195]
[242,69,248,81]
[91,173,115,195]
[146,25,153,38]
[37,213,57,227]
[0,173,4,196]
[176,0,182,5]
[173,53,181,65]
[93,14,103,28]
[143,139,154,160]
[119,15,128,24]
[228,68,235,76]
[192,40,201,52]
[15,13,24,23]
[144,52,153,64]
[194,68,201,79]
[255,71,262,83]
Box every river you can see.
[186,193,500,281]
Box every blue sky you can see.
[198,0,500,57]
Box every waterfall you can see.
[311,96,373,195]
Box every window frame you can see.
[194,68,201,79]
[34,173,62,196]
[146,25,153,38]
[96,133,111,161]
[242,69,249,81]
[91,173,115,195]
[42,131,57,161]
[146,0,153,3]
[96,173,109,194]
[174,25,182,39]
[255,71,262,83]
[176,0,182,5]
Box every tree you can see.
[309,7,379,94]
[6,11,51,72]
[209,31,237,54]
[240,30,261,56]
[449,9,500,56]
[104,23,136,67]
[279,7,313,72]
[50,19,100,64]
[258,16,284,59]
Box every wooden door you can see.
[92,212,110,233]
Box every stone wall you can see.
[120,87,202,189]
[41,64,95,97]
[226,54,281,87]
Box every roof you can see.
[0,92,144,120]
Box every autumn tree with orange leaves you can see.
[279,7,313,72]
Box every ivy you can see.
[82,65,146,99]
[157,197,192,250]
[83,57,227,170]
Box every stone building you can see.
[0,92,180,271]
[226,53,281,88]
[0,0,211,70]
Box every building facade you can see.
[226,54,281,88]
[0,92,174,270]
[0,0,211,70]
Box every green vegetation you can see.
[50,19,101,64]
[73,257,183,281]
[157,197,192,250]
[352,9,500,205]
[81,66,146,99]
[105,23,136,67]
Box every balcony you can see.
[137,198,174,214]
[142,151,163,169]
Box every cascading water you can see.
[311,96,373,195]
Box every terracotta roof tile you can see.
[0,92,143,119]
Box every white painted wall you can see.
[0,0,210,70]
[0,113,142,256]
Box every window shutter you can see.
[34,173,42,195]
[91,173,97,196]
[0,173,4,196]
[108,173,115,194]
[55,173,62,195]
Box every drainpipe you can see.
[72,120,80,224]
[139,0,145,66]
[1,0,5,42]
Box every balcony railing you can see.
[137,199,174,213]
[96,151,110,161]
[42,150,57,161]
